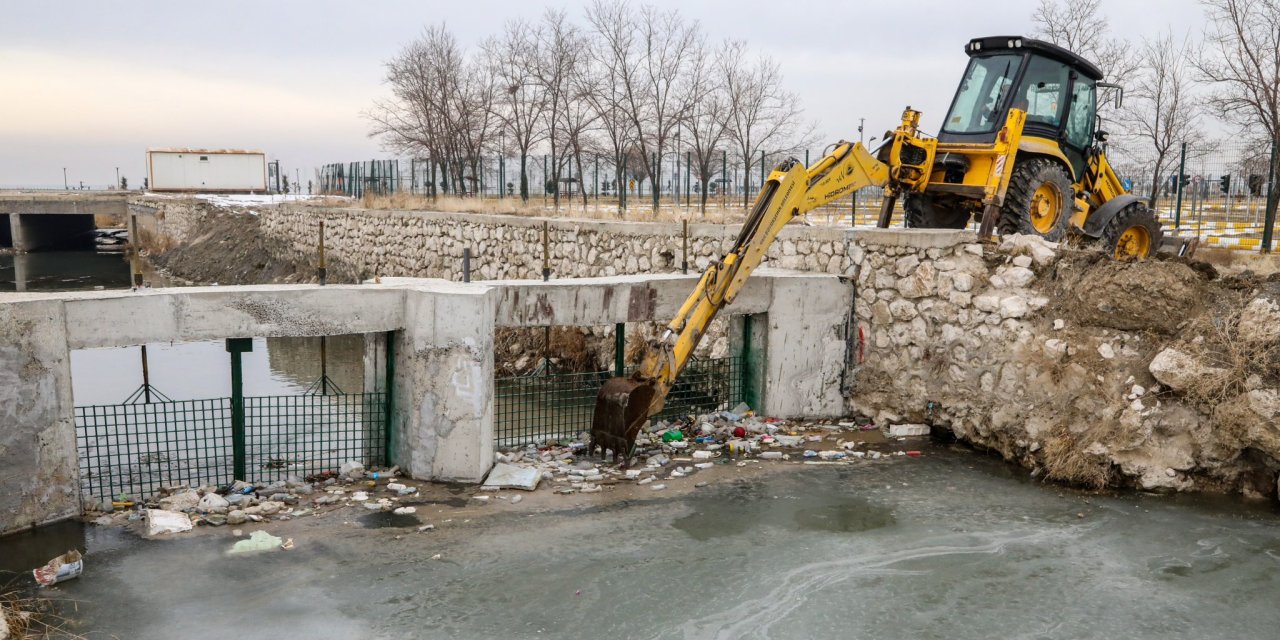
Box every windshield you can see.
[942,54,1021,135]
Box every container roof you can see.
[146,148,266,155]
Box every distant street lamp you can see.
[63,167,68,190]
[115,167,120,189]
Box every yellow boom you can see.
[588,141,889,460]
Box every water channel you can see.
[18,449,1280,639]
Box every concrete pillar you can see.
[0,299,79,534]
[393,286,496,482]
[12,254,28,291]
[8,213,27,252]
[761,272,854,419]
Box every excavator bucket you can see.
[589,376,658,463]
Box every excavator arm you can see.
[589,141,889,459]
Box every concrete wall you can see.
[0,270,849,534]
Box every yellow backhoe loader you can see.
[589,35,1194,460]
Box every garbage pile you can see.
[492,404,928,496]
[87,460,422,536]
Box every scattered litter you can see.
[32,550,83,587]
[510,495,523,504]
[393,506,417,515]
[651,484,667,491]
[228,530,284,555]
[431,554,442,560]
[418,524,435,532]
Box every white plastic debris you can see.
[393,506,417,515]
[32,550,83,587]
[227,530,283,555]
[145,509,193,536]
[483,463,542,491]
[889,424,931,437]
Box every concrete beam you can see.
[0,193,129,217]
[58,285,410,350]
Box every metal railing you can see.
[75,391,387,502]
[494,355,746,447]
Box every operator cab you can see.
[939,36,1104,177]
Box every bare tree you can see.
[483,20,545,202]
[367,25,466,198]
[1196,0,1280,225]
[719,41,805,207]
[683,40,730,216]
[1031,0,1138,135]
[1122,32,1204,210]
[584,0,639,214]
[590,1,698,212]
[532,10,583,210]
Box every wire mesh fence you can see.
[244,393,387,483]
[76,398,234,503]
[76,391,387,502]
[1109,139,1279,250]
[494,355,746,448]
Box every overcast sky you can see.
[0,0,1206,187]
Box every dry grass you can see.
[1195,247,1280,277]
[1041,425,1114,489]
[1180,304,1280,408]
[1,588,86,639]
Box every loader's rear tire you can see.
[999,158,1072,242]
[1101,202,1162,261]
[904,193,971,229]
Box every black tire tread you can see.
[998,158,1073,241]
[1100,202,1163,260]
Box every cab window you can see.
[1064,77,1096,149]
[1014,56,1069,128]
[943,54,1021,135]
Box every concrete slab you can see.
[482,463,542,491]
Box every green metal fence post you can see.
[384,330,395,466]
[1262,137,1279,253]
[225,338,253,481]
[614,323,626,377]
[741,316,758,411]
[1175,142,1187,228]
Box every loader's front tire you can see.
[999,158,1072,242]
[1101,202,1162,260]
[904,193,971,229]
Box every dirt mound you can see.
[1046,252,1211,334]
[149,210,359,286]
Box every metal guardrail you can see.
[75,391,387,502]
[494,355,746,447]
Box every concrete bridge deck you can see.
[0,191,131,251]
